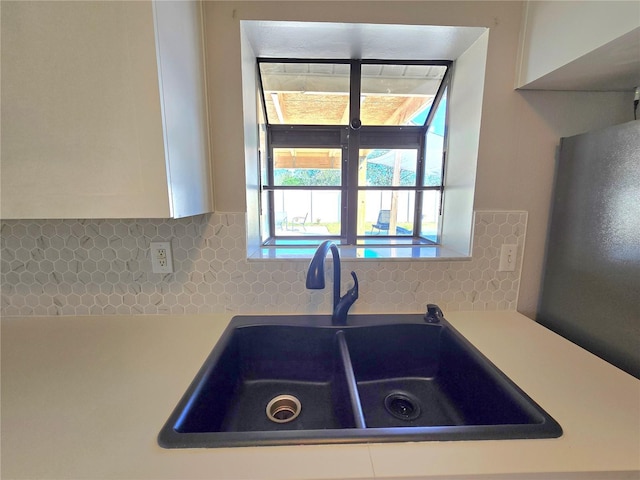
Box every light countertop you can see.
[2,310,639,479]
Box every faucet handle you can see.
[424,304,444,323]
[348,271,359,296]
[332,271,359,325]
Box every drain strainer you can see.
[266,395,301,423]
[384,392,421,421]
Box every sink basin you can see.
[171,325,358,437]
[158,313,562,448]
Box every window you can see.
[257,59,451,247]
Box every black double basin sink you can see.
[158,313,562,448]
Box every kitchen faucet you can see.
[306,240,359,325]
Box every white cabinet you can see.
[1,0,213,219]
[516,1,640,90]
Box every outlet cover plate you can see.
[150,241,174,274]
[498,244,517,272]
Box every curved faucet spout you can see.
[306,241,359,323]
[306,241,341,311]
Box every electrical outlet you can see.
[498,244,517,272]
[150,241,173,274]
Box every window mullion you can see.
[346,61,362,244]
[413,134,427,236]
[267,132,276,237]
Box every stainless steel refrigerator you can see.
[538,120,640,379]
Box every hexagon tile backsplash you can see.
[0,211,526,317]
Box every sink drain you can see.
[266,395,301,423]
[384,392,421,421]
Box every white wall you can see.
[204,1,635,318]
[206,1,523,214]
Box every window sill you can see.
[248,244,471,261]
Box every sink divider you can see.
[335,330,367,429]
